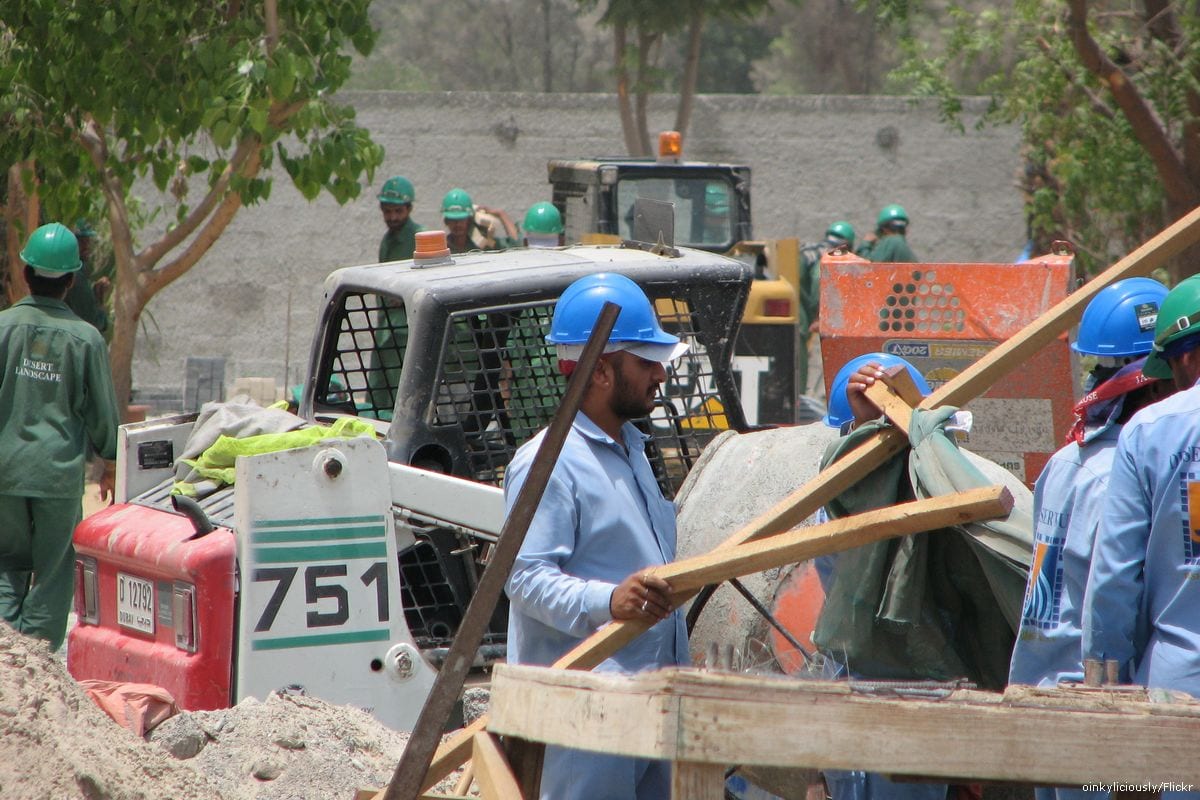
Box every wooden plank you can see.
[487,665,1200,786]
[863,365,922,435]
[502,737,544,798]
[472,732,525,800]
[452,764,474,796]
[651,485,1013,593]
[672,762,726,800]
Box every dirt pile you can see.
[0,624,222,800]
[1,624,474,799]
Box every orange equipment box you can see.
[819,249,1077,486]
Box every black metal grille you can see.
[396,536,467,648]
[326,292,407,420]
[434,299,729,499]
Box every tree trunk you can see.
[673,7,705,144]
[632,30,657,157]
[541,0,553,93]
[106,272,142,410]
[4,163,39,306]
[614,23,643,156]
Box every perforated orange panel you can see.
[819,251,1078,486]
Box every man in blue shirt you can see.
[1084,274,1200,710]
[1010,278,1169,700]
[504,272,689,800]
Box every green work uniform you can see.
[379,217,422,262]
[0,295,119,649]
[858,233,918,263]
[797,243,826,396]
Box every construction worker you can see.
[819,352,949,800]
[701,183,732,245]
[857,204,918,263]
[64,220,111,335]
[522,201,564,248]
[1083,275,1200,710]
[504,272,689,800]
[0,222,119,651]
[798,221,857,396]
[378,175,422,263]
[441,188,518,254]
[1008,279,1170,800]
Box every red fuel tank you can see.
[69,503,237,711]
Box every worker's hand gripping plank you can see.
[412,207,1200,793]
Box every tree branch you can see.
[1141,0,1200,188]
[77,116,139,297]
[1065,0,1198,207]
[143,147,263,296]
[1036,35,1116,120]
[133,135,259,272]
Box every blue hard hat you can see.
[823,352,931,428]
[547,273,680,348]
[1072,277,1169,357]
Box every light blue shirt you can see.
[1009,427,1120,687]
[1083,379,1200,693]
[504,412,688,674]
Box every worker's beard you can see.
[610,359,658,420]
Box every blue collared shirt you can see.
[1009,426,1120,686]
[504,412,688,674]
[1083,379,1200,693]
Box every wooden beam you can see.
[487,665,1200,786]
[650,485,1013,593]
[472,732,525,800]
[863,365,922,435]
[672,762,726,800]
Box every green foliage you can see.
[0,0,384,234]
[881,0,1195,275]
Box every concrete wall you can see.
[133,91,1025,408]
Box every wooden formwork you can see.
[478,665,1200,800]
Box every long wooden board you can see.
[488,665,1200,786]
[653,484,1012,592]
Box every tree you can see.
[0,0,384,413]
[345,0,611,93]
[580,0,774,156]
[883,0,1200,280]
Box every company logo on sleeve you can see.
[1021,530,1065,630]
[1181,477,1200,564]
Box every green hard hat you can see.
[1145,274,1200,378]
[20,222,81,274]
[877,204,909,228]
[378,176,415,205]
[74,219,97,238]
[705,183,730,215]
[825,220,856,249]
[523,202,563,235]
[441,188,474,220]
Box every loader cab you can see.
[304,243,753,497]
[548,159,752,255]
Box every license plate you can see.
[117,572,155,634]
